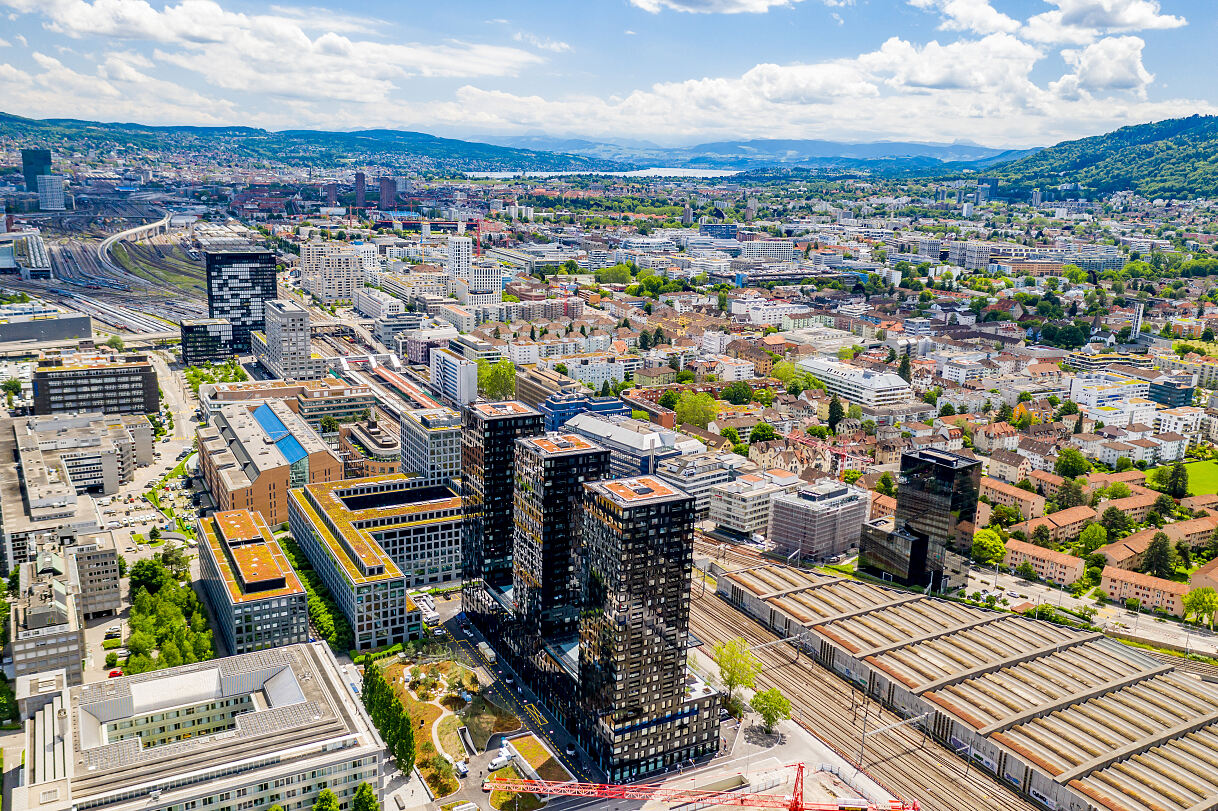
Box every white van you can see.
[488,753,512,771]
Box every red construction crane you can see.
[483,763,919,811]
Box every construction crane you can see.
[483,763,919,811]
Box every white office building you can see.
[36,175,66,211]
[708,470,801,537]
[354,287,405,319]
[399,407,463,487]
[797,357,914,408]
[429,348,478,404]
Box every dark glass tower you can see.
[577,476,719,780]
[859,448,980,588]
[204,247,277,353]
[513,434,610,639]
[21,149,51,191]
[461,401,543,627]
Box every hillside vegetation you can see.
[992,115,1218,199]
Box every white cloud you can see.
[513,32,572,53]
[1024,0,1186,44]
[15,33,26,46]
[1,0,544,106]
[1052,35,1153,98]
[908,0,1020,35]
[0,37,9,46]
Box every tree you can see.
[720,426,740,444]
[991,504,1023,528]
[843,469,863,484]
[1100,506,1130,538]
[675,392,717,429]
[1183,587,1218,629]
[771,361,797,383]
[1016,560,1038,581]
[1177,540,1193,569]
[0,378,20,397]
[352,783,379,811]
[749,688,791,734]
[971,529,1006,565]
[1154,493,1177,517]
[599,380,612,397]
[658,390,679,410]
[1078,523,1108,554]
[721,381,753,405]
[939,402,956,417]
[1141,532,1176,580]
[478,359,516,400]
[876,472,896,498]
[827,395,844,432]
[1167,461,1190,499]
[897,350,911,382]
[712,637,762,701]
[717,291,728,312]
[128,559,168,595]
[313,789,340,811]
[1055,448,1091,479]
[105,335,125,351]
[555,363,569,376]
[1057,478,1086,509]
[127,630,155,657]
[1031,524,1053,548]
[749,423,777,443]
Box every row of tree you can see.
[277,534,355,651]
[361,662,418,773]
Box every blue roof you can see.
[252,403,307,464]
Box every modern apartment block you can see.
[179,317,233,366]
[707,470,801,537]
[10,556,85,685]
[399,406,462,487]
[796,357,914,408]
[429,348,478,404]
[204,245,277,352]
[252,298,325,380]
[514,365,588,410]
[14,644,384,811]
[462,401,544,621]
[768,480,869,561]
[577,476,719,780]
[287,477,426,647]
[198,509,309,655]
[300,241,361,303]
[513,434,610,638]
[197,401,343,526]
[655,452,758,518]
[860,449,980,589]
[31,352,159,416]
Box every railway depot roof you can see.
[716,562,1218,811]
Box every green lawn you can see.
[1185,461,1218,495]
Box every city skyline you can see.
[0,0,1212,148]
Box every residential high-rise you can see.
[36,175,66,211]
[513,434,609,638]
[300,241,361,304]
[325,182,338,206]
[179,317,233,366]
[399,406,462,488]
[252,298,324,380]
[578,476,719,779]
[21,148,51,191]
[461,401,543,623]
[859,448,980,589]
[354,171,366,208]
[429,348,478,404]
[379,176,397,208]
[768,480,869,562]
[445,235,473,280]
[204,246,277,352]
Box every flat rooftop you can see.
[470,400,539,418]
[401,406,461,430]
[200,510,304,603]
[519,433,601,456]
[595,475,687,506]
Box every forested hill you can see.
[990,116,1218,199]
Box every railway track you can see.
[688,589,1040,811]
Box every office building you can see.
[200,378,375,429]
[707,470,800,538]
[3,412,152,499]
[379,176,397,206]
[566,413,704,478]
[287,478,431,647]
[198,509,308,655]
[36,175,66,211]
[354,171,366,208]
[204,246,277,352]
[399,407,462,487]
[197,401,343,526]
[796,357,914,408]
[768,480,869,561]
[62,534,121,620]
[578,476,719,779]
[429,348,478,404]
[179,318,233,366]
[338,415,401,478]
[21,148,51,191]
[462,401,544,618]
[31,352,159,416]
[14,644,385,811]
[252,299,325,380]
[513,434,610,638]
[859,449,980,589]
[10,555,85,685]
[515,365,587,410]
[300,241,361,304]
[538,392,632,432]
[655,452,758,517]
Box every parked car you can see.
[454,761,469,777]
[108,669,123,678]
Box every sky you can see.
[0,0,1214,149]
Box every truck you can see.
[477,641,496,664]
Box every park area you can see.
[1185,460,1218,496]
[382,659,522,799]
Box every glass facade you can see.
[205,248,277,353]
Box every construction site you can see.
[687,540,1218,811]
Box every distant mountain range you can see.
[989,115,1218,199]
[0,113,632,173]
[483,134,1031,170]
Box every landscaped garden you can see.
[510,734,572,782]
